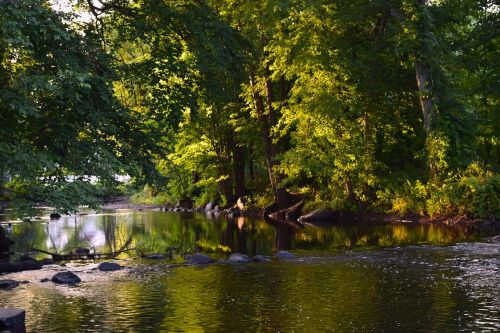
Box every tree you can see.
[0,0,151,213]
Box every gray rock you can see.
[252,255,271,262]
[276,251,295,260]
[16,260,42,271]
[97,262,122,271]
[0,280,19,290]
[0,308,25,332]
[144,254,166,260]
[74,247,90,255]
[40,278,50,283]
[51,271,81,285]
[205,201,216,211]
[186,253,213,265]
[228,253,251,263]
[39,258,55,266]
[0,263,17,273]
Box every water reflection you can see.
[4,210,490,258]
[1,211,499,332]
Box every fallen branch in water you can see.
[33,238,134,262]
[32,247,135,261]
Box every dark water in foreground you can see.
[0,210,499,332]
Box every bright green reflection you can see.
[7,210,486,258]
[0,211,498,332]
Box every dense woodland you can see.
[0,0,498,219]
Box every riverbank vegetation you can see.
[0,0,498,220]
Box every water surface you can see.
[0,210,498,332]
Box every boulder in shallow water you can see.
[228,253,250,263]
[51,271,81,285]
[276,251,295,260]
[0,280,19,290]
[0,307,25,333]
[16,260,42,271]
[0,263,17,273]
[186,253,213,265]
[252,255,271,262]
[18,255,36,262]
[74,247,90,255]
[97,262,122,271]
[39,258,55,266]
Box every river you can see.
[0,209,499,332]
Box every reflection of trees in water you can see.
[102,215,117,253]
[264,217,297,251]
[8,211,484,260]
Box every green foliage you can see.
[0,0,154,214]
[0,0,497,220]
[130,185,170,206]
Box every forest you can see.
[0,0,498,220]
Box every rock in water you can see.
[186,253,213,265]
[0,280,19,290]
[205,201,216,211]
[49,213,61,220]
[16,260,42,271]
[0,260,43,274]
[252,255,271,262]
[97,262,122,271]
[51,271,81,285]
[276,251,295,260]
[39,258,55,266]
[0,308,25,333]
[74,247,90,255]
[228,253,251,263]
[144,254,166,260]
[0,263,18,273]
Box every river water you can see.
[0,210,499,332]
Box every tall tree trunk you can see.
[220,177,235,206]
[250,78,279,201]
[233,146,246,198]
[415,0,435,135]
[250,76,289,207]
[416,59,434,134]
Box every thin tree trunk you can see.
[233,146,246,198]
[416,59,434,134]
[415,0,434,135]
[249,78,280,202]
